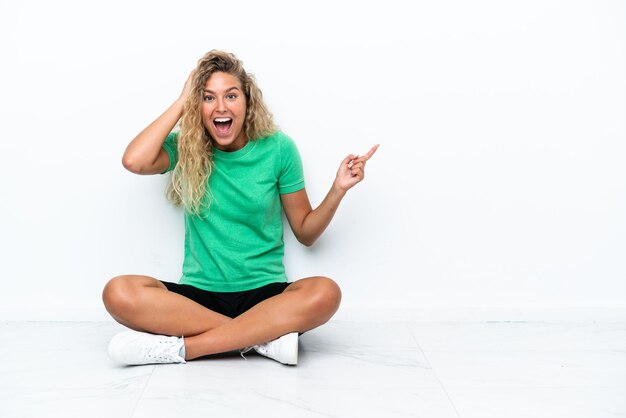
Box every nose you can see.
[216,98,227,113]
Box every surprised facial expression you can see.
[201,72,247,152]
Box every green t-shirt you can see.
[161,131,305,292]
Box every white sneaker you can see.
[249,332,299,365]
[108,330,186,365]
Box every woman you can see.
[103,50,378,366]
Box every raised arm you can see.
[281,144,379,246]
[122,71,194,175]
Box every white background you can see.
[1,0,624,320]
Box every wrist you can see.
[170,97,187,118]
[331,182,348,198]
[174,96,186,108]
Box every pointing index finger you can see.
[361,144,380,161]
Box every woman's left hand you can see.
[333,144,379,193]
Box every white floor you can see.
[1,320,625,418]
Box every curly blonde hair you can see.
[166,50,277,216]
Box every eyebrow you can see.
[203,87,241,94]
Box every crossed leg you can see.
[102,275,341,360]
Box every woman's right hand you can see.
[123,69,196,175]
[179,69,196,102]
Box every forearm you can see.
[282,146,378,247]
[299,184,346,246]
[122,98,185,170]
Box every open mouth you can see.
[214,117,233,135]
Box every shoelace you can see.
[239,341,272,360]
[143,339,181,361]
[239,346,254,360]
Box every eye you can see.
[226,93,237,100]
[203,95,215,102]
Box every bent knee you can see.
[102,275,154,316]
[309,277,342,317]
[102,276,132,315]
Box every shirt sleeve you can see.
[160,131,179,174]
[277,132,305,194]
